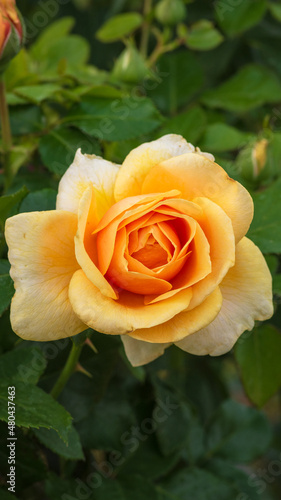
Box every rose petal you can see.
[56,149,120,215]
[114,134,195,202]
[142,153,253,242]
[75,187,118,299]
[177,238,273,356]
[129,287,223,343]
[5,211,86,341]
[121,336,171,367]
[69,270,193,335]
[176,237,273,356]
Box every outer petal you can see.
[56,149,120,216]
[69,269,193,336]
[121,336,170,367]
[114,134,195,202]
[129,287,223,343]
[176,238,273,356]
[5,211,86,341]
[142,153,253,242]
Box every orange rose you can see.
[5,135,273,366]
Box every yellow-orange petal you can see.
[5,211,86,341]
[121,336,171,367]
[129,287,223,343]
[176,237,273,356]
[186,196,235,310]
[114,134,195,202]
[75,187,118,299]
[56,149,120,216]
[142,153,253,242]
[107,227,172,295]
[69,270,193,335]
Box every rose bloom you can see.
[0,0,22,56]
[5,135,273,366]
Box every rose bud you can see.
[0,0,24,71]
[112,44,150,84]
[155,0,186,26]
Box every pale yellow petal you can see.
[5,211,86,341]
[176,237,273,356]
[69,270,193,335]
[114,134,195,202]
[142,153,253,242]
[129,287,222,343]
[121,336,170,367]
[56,148,120,215]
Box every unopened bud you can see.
[155,0,186,26]
[112,44,149,83]
[0,0,24,72]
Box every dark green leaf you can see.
[147,51,204,114]
[0,346,46,385]
[0,274,14,317]
[248,177,281,253]
[0,381,72,442]
[96,13,143,42]
[34,426,84,460]
[157,106,207,144]
[94,475,160,500]
[65,97,163,141]
[160,467,237,499]
[269,2,281,22]
[206,400,272,462]
[215,0,267,36]
[0,187,28,225]
[235,325,281,406]
[207,459,260,500]
[39,126,101,176]
[20,189,57,213]
[186,20,223,51]
[201,64,281,112]
[9,105,43,135]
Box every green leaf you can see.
[0,490,19,500]
[14,84,61,104]
[9,140,38,177]
[201,64,281,112]
[199,123,251,152]
[186,20,224,51]
[9,105,43,135]
[207,459,260,500]
[65,97,163,141]
[0,274,14,317]
[147,51,204,114]
[157,106,207,144]
[119,436,180,481]
[206,400,272,462]
[273,273,281,297]
[30,17,75,59]
[0,346,47,385]
[152,377,198,457]
[36,36,90,76]
[95,475,160,500]
[0,186,28,225]
[20,189,57,213]
[39,126,101,176]
[160,467,237,499]
[235,325,281,407]
[34,426,84,460]
[269,2,281,22]
[215,0,267,36]
[96,13,143,42]
[0,381,72,442]
[248,177,281,253]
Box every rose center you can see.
[131,235,168,269]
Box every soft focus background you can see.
[1,1,281,499]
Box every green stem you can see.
[140,0,153,58]
[0,76,13,189]
[50,342,83,399]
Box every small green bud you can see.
[112,45,149,83]
[155,0,186,26]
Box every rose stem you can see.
[140,0,153,58]
[0,76,13,189]
[50,342,83,399]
